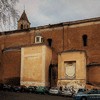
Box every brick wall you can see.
[1,22,100,64]
[0,20,100,85]
[2,50,21,85]
[87,66,100,86]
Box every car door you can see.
[87,90,98,100]
[95,90,100,100]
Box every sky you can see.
[16,0,100,28]
[1,0,100,31]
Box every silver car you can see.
[61,88,72,96]
[49,87,60,95]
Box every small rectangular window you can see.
[82,35,87,46]
[47,38,52,47]
[35,36,44,43]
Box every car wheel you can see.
[81,97,87,100]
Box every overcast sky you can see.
[4,0,100,30]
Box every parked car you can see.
[0,83,4,90]
[49,87,61,95]
[73,88,87,95]
[73,89,100,100]
[35,86,48,94]
[61,88,72,96]
[12,86,21,92]
[27,86,36,93]
[3,84,12,91]
[77,89,87,93]
[20,85,28,92]
[42,86,49,94]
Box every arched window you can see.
[82,35,88,46]
[21,24,23,29]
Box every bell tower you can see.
[18,10,30,30]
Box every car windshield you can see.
[78,89,86,92]
[37,87,43,89]
[85,89,98,94]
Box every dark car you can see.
[75,88,87,94]
[74,89,100,100]
[77,89,86,93]
[12,86,21,92]
[27,86,36,93]
[20,85,28,92]
[35,86,49,94]
[0,83,4,90]
[3,84,12,91]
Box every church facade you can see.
[0,11,100,88]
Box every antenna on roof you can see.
[24,5,25,11]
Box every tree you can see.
[0,0,19,31]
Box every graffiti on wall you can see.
[57,80,86,92]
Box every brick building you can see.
[0,10,100,88]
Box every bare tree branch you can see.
[0,0,19,31]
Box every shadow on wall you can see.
[4,77,20,85]
[49,64,58,87]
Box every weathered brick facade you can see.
[0,11,100,86]
[2,50,21,85]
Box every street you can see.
[0,91,73,100]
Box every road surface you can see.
[0,91,73,100]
